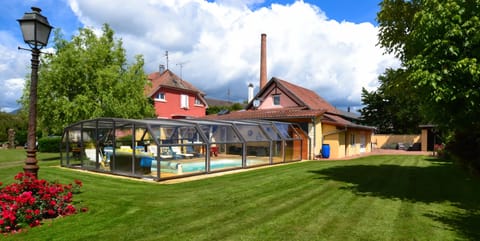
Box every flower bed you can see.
[0,172,85,234]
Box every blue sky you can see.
[252,0,380,23]
[0,0,396,113]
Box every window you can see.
[273,94,280,106]
[350,133,356,145]
[155,92,165,101]
[195,97,202,105]
[181,94,189,109]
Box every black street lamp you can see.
[18,7,53,178]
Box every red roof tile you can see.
[203,107,326,120]
[245,77,337,112]
[273,78,337,112]
[145,69,204,97]
[322,113,375,130]
[202,77,371,130]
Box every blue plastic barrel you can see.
[321,144,330,158]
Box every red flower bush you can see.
[0,172,84,233]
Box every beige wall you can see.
[320,124,373,159]
[308,116,323,159]
[322,123,341,159]
[346,129,372,157]
[373,134,421,149]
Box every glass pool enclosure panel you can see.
[145,122,207,178]
[280,123,303,162]
[260,122,284,163]
[61,118,304,181]
[62,128,83,167]
[197,121,243,172]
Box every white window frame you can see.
[180,94,189,109]
[155,92,166,102]
[194,97,202,106]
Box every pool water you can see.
[180,159,242,172]
[152,159,266,174]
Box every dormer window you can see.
[273,94,280,106]
[155,92,166,101]
[195,97,202,106]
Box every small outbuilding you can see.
[419,124,442,151]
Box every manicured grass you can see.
[1,149,479,240]
[0,149,60,183]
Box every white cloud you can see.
[0,30,31,112]
[1,0,400,111]
[0,78,25,112]
[67,0,399,108]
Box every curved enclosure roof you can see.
[61,118,305,181]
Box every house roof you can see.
[246,77,337,112]
[322,113,375,130]
[203,107,326,121]
[204,77,372,130]
[205,98,237,107]
[335,109,360,120]
[145,69,205,97]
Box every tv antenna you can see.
[165,51,169,69]
[176,62,188,79]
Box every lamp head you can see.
[17,7,53,49]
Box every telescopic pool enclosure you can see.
[60,118,305,181]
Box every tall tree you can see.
[21,24,155,134]
[406,0,480,132]
[361,0,424,134]
[377,0,480,170]
[377,0,422,62]
[359,87,393,133]
[378,0,480,131]
[360,68,424,134]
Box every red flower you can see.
[47,209,56,216]
[0,172,85,233]
[74,180,83,187]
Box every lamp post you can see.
[18,7,53,178]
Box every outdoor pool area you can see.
[61,118,305,181]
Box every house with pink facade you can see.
[145,69,208,119]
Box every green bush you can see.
[445,130,480,175]
[38,136,62,152]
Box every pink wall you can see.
[153,88,205,118]
[258,86,298,109]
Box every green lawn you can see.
[0,149,479,241]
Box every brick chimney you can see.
[260,33,267,89]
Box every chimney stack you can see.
[159,64,165,73]
[260,33,267,89]
[248,83,254,102]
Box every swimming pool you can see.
[181,159,241,172]
[151,159,265,174]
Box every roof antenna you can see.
[165,51,169,69]
[176,62,187,79]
